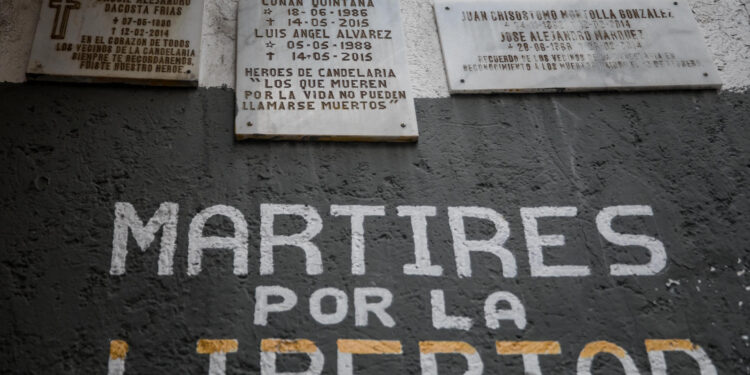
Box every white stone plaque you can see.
[235,0,418,142]
[434,0,722,93]
[27,0,203,86]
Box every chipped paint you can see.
[420,341,477,354]
[580,341,627,359]
[496,341,562,355]
[261,339,318,354]
[196,339,239,354]
[108,340,128,360]
[337,340,403,355]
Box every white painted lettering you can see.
[260,204,323,275]
[420,341,483,375]
[448,207,516,278]
[110,202,179,276]
[484,291,527,329]
[397,206,443,276]
[309,287,348,325]
[596,206,667,276]
[576,341,640,375]
[521,207,590,277]
[430,289,473,330]
[261,339,324,375]
[645,339,717,375]
[330,205,385,275]
[254,286,299,326]
[187,205,249,276]
[354,287,396,327]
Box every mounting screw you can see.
[247,122,253,127]
[673,1,678,5]
[460,79,465,83]
[445,6,450,10]
[400,123,406,128]
[703,72,709,77]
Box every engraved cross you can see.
[49,0,81,39]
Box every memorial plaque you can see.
[235,0,418,142]
[26,0,204,86]
[434,0,722,93]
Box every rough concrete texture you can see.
[0,0,40,85]
[689,0,750,93]
[1,0,749,94]
[0,82,748,373]
[402,0,450,98]
[200,0,238,89]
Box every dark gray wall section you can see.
[0,82,748,374]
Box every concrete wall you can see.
[1,0,749,373]
[2,0,750,95]
[0,83,748,373]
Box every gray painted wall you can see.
[0,82,748,373]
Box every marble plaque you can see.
[434,0,722,93]
[27,0,203,86]
[235,0,418,142]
